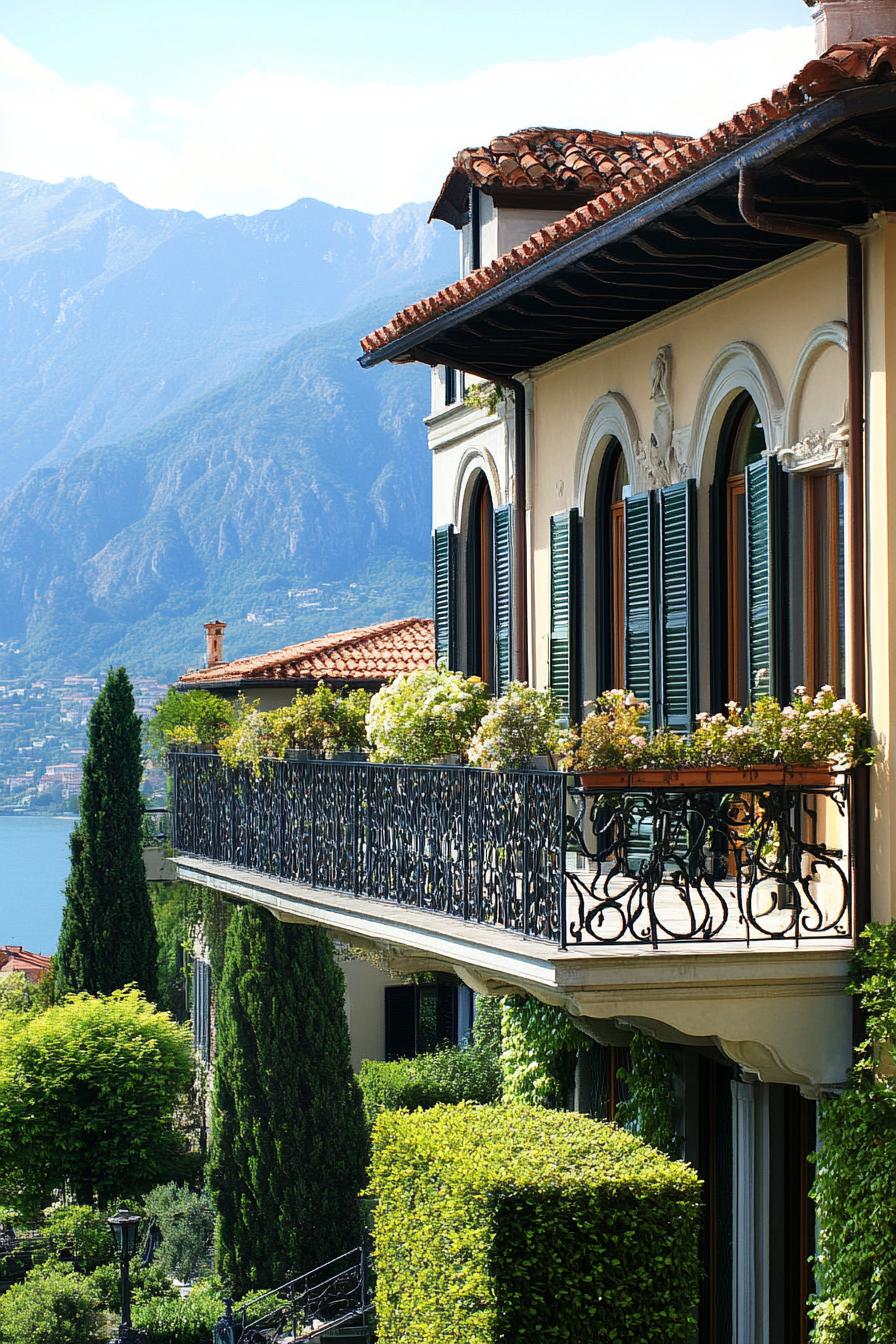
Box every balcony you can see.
[170,751,857,1088]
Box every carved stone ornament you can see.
[769,406,849,474]
[635,345,689,488]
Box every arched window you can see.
[716,393,776,705]
[596,439,629,690]
[466,473,494,686]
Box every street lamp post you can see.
[107,1208,142,1343]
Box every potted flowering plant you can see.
[467,683,562,770]
[559,690,649,786]
[365,665,491,764]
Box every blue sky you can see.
[0,2,816,215]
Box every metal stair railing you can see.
[212,1246,372,1344]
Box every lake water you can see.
[0,815,75,955]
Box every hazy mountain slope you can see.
[0,296,434,680]
[0,172,453,492]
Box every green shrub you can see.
[367,1101,701,1344]
[146,688,236,758]
[39,1204,113,1273]
[0,1264,103,1344]
[131,1281,277,1344]
[86,1256,176,1311]
[358,1044,500,1126]
[141,1183,214,1281]
[132,1279,224,1344]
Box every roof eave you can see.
[360,83,896,371]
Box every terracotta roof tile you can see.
[430,127,689,223]
[364,38,896,357]
[0,946,52,982]
[179,618,435,687]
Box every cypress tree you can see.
[57,667,158,999]
[210,905,366,1295]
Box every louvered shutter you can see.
[624,493,656,727]
[493,505,513,695]
[658,480,696,733]
[549,509,580,722]
[745,458,776,700]
[432,525,456,668]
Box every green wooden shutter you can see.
[432,525,456,667]
[549,509,579,722]
[624,492,656,728]
[493,505,513,695]
[745,457,777,700]
[658,479,696,733]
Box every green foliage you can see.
[0,1264,103,1344]
[366,665,491,763]
[209,906,367,1296]
[86,1257,175,1311]
[467,682,562,769]
[463,381,506,416]
[141,1183,215,1282]
[811,922,896,1343]
[471,994,502,1060]
[367,1101,702,1344]
[500,996,580,1107]
[561,687,871,772]
[0,972,33,1017]
[217,685,370,771]
[40,1205,113,1273]
[56,667,158,999]
[616,1032,679,1156]
[131,1279,226,1344]
[150,881,232,1021]
[147,688,237,759]
[358,1043,501,1126]
[0,989,193,1216]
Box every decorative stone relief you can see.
[635,345,692,488]
[768,405,848,474]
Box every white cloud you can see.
[0,26,815,217]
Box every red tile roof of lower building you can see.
[0,946,52,982]
[179,617,435,687]
[362,38,896,356]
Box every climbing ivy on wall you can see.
[616,1032,678,1156]
[499,997,581,1107]
[811,922,896,1344]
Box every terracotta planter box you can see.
[576,769,632,789]
[783,763,839,787]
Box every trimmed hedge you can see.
[358,1044,500,1125]
[367,1101,701,1344]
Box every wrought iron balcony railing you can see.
[170,752,854,951]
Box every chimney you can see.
[204,620,226,668]
[804,0,896,54]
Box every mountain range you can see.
[0,173,456,679]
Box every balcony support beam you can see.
[174,853,852,1091]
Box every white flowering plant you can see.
[467,683,562,770]
[559,690,650,772]
[365,665,491,764]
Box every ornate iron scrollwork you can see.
[564,779,852,947]
[171,753,565,943]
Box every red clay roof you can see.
[0,946,52,982]
[179,618,435,687]
[363,38,896,356]
[430,128,689,222]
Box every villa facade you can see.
[169,3,896,1338]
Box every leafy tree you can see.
[57,667,158,999]
[141,1183,214,1282]
[0,989,193,1216]
[209,906,366,1294]
[40,1205,113,1273]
